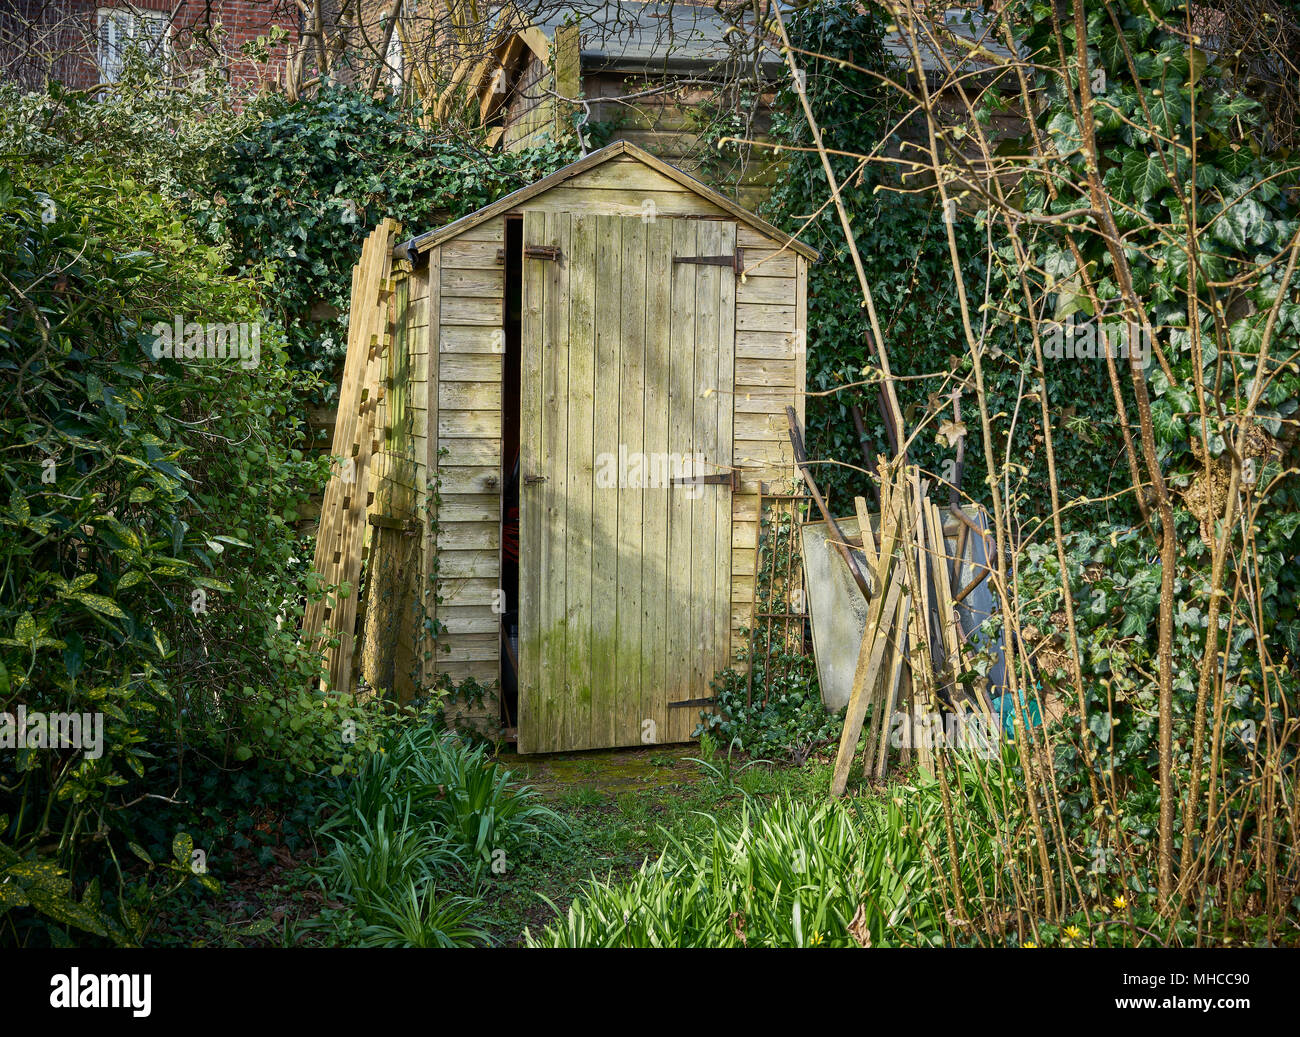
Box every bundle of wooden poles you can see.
[786,408,995,796]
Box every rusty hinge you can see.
[524,244,561,261]
[670,470,739,491]
[669,697,717,709]
[673,249,744,275]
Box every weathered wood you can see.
[402,141,817,261]
[641,217,673,744]
[421,256,440,692]
[303,219,399,696]
[591,214,622,749]
[829,487,905,797]
[871,593,911,779]
[563,211,596,749]
[666,219,697,742]
[616,215,647,746]
[830,558,904,797]
[686,220,721,741]
[715,221,737,698]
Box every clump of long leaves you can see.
[325,724,566,879]
[354,882,489,949]
[311,722,564,946]
[530,791,956,948]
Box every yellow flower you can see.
[808,931,824,947]
[1112,895,1127,911]
[1022,941,1037,948]
[1064,925,1083,940]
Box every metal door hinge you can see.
[673,249,744,275]
[524,245,561,261]
[670,470,739,491]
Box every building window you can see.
[383,20,404,92]
[96,7,169,84]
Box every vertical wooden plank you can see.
[333,315,386,688]
[419,260,440,694]
[641,217,673,744]
[540,211,571,752]
[715,222,737,705]
[667,220,698,730]
[590,215,622,748]
[681,220,720,743]
[795,255,808,432]
[616,216,647,746]
[565,211,596,750]
[517,214,544,753]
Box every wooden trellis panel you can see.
[303,219,399,693]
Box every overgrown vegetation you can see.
[196,88,590,384]
[2,0,1297,952]
[0,67,580,947]
[759,0,1300,943]
[762,0,1147,518]
[304,721,563,947]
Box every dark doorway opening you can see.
[500,216,523,733]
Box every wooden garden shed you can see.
[359,140,814,753]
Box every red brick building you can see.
[1,0,302,95]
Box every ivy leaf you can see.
[1120,151,1167,204]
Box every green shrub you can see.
[0,157,338,945]
[194,87,591,383]
[695,669,840,763]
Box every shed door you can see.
[518,211,737,753]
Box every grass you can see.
[474,749,839,946]
[152,738,873,948]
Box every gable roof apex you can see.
[394,140,818,262]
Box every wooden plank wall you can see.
[430,216,506,731]
[502,52,561,150]
[581,74,783,212]
[730,228,806,671]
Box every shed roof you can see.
[531,1,779,75]
[394,140,819,261]
[486,2,1016,78]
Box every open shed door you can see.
[518,211,736,753]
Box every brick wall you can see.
[2,0,300,97]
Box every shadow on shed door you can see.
[516,210,736,753]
